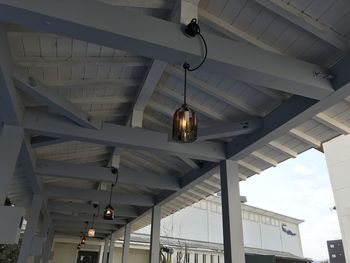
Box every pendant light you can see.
[87,214,96,237]
[77,244,81,250]
[104,167,119,220]
[80,235,86,245]
[172,18,208,143]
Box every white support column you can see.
[108,233,117,263]
[102,237,110,263]
[34,215,50,263]
[0,124,23,204]
[98,244,104,263]
[122,224,132,263]
[18,195,44,263]
[220,160,245,263]
[149,205,161,263]
[42,227,55,263]
[324,135,350,262]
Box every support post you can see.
[42,227,55,263]
[108,233,117,263]
[34,215,50,263]
[122,224,132,263]
[149,205,161,263]
[0,124,23,204]
[220,160,245,263]
[18,195,44,263]
[102,237,110,263]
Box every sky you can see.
[239,148,341,260]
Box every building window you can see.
[185,253,190,263]
[194,254,198,263]
[330,244,335,248]
[203,254,206,263]
[210,255,214,263]
[332,254,337,258]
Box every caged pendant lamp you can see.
[87,214,96,237]
[80,235,86,245]
[104,167,119,220]
[172,18,208,143]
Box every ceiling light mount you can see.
[185,18,200,37]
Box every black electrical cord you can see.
[182,20,208,105]
[187,33,208,72]
[107,167,119,205]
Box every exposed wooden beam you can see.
[129,60,167,127]
[37,159,180,191]
[22,110,226,162]
[254,0,350,52]
[14,56,148,67]
[39,78,143,89]
[53,221,119,231]
[13,73,101,129]
[197,119,263,141]
[238,160,261,174]
[0,0,333,100]
[158,84,228,121]
[48,201,139,218]
[51,213,126,225]
[166,65,261,116]
[289,128,322,148]
[45,186,155,207]
[199,8,282,54]
[251,151,278,167]
[268,141,297,158]
[314,113,350,135]
[226,95,317,160]
[98,0,175,10]
[31,136,65,148]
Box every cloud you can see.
[240,149,341,260]
[293,164,316,176]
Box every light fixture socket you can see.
[185,18,200,37]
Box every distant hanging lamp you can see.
[172,18,208,143]
[80,235,86,245]
[87,214,96,237]
[104,167,119,220]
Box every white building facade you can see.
[324,135,350,262]
[51,196,305,263]
[137,196,304,258]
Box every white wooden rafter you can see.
[0,0,334,100]
[253,0,350,52]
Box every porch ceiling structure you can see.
[1,0,350,239]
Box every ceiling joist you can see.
[22,110,226,162]
[37,159,180,191]
[0,0,333,99]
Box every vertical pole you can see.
[34,215,50,263]
[122,224,132,263]
[149,205,161,263]
[18,195,44,263]
[0,124,23,204]
[42,228,55,263]
[98,244,104,263]
[102,236,110,263]
[108,233,117,263]
[220,160,245,263]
